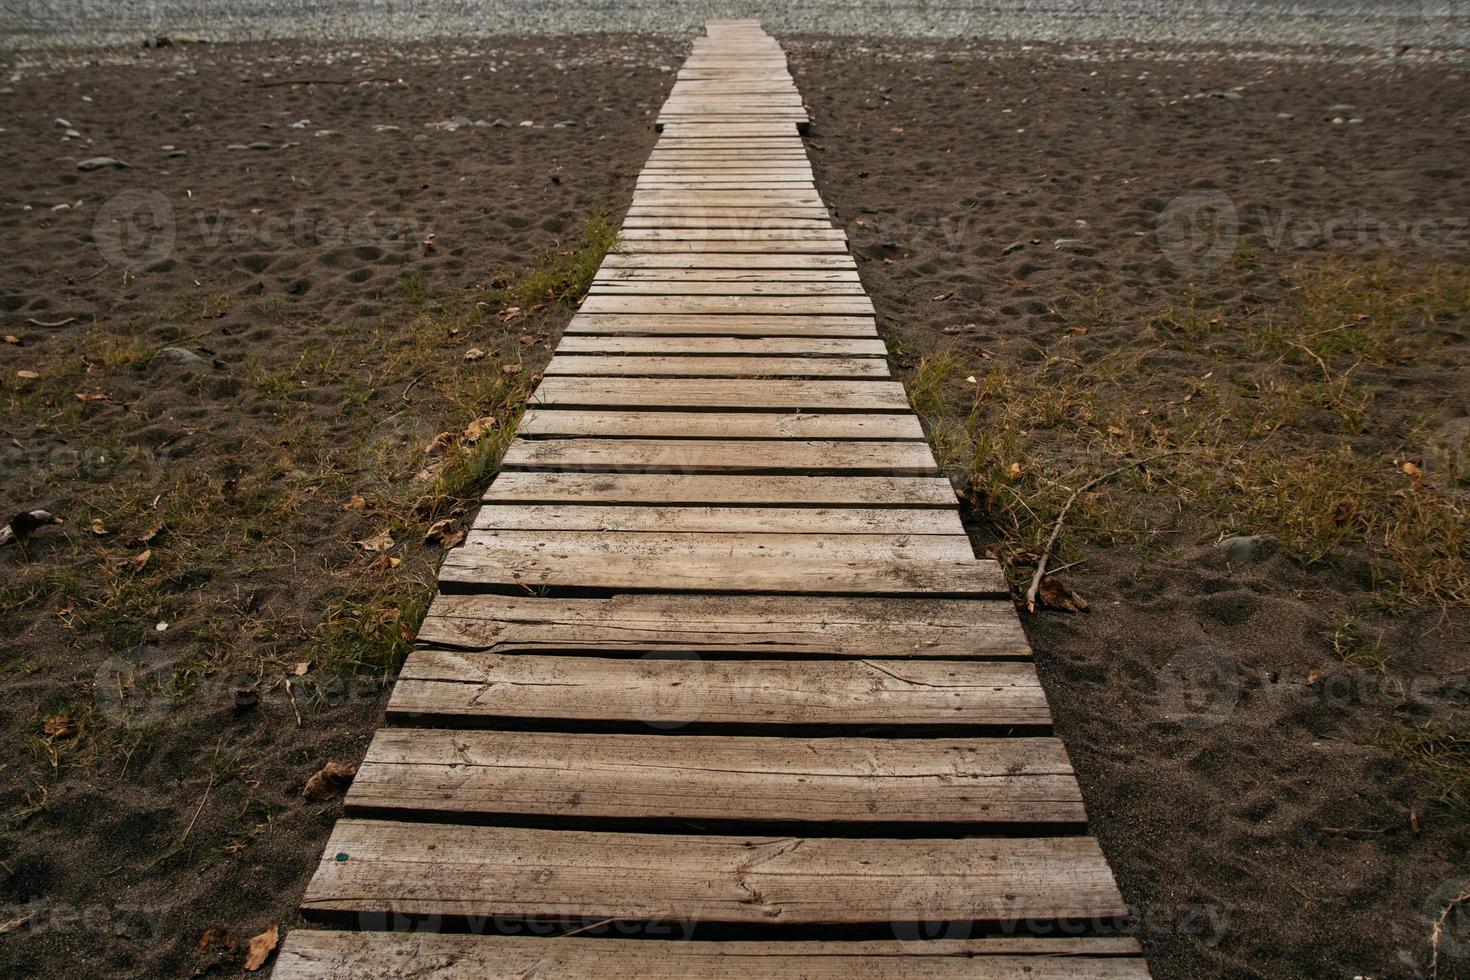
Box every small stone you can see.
[518,119,534,127]
[1326,103,1355,115]
[1277,112,1294,119]
[289,119,308,129]
[492,118,511,127]
[77,156,129,171]
[1218,534,1275,563]
[412,133,428,142]
[166,149,187,158]
[154,346,207,365]
[1215,91,1243,101]
[63,128,81,139]
[472,119,489,128]
[1001,241,1024,255]
[247,141,272,150]
[54,117,71,128]
[226,143,248,150]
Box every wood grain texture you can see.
[301,821,1129,924]
[518,408,919,438]
[349,730,1085,824]
[530,377,910,410]
[275,933,1150,980]
[472,504,963,535]
[415,592,1030,657]
[482,472,960,507]
[500,438,937,474]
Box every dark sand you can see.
[1,32,1468,980]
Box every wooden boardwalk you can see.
[275,20,1148,978]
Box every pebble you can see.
[247,141,272,150]
[154,346,208,365]
[64,129,81,139]
[54,117,71,128]
[1218,534,1275,563]
[77,156,129,171]
[1001,241,1025,255]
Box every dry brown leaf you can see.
[133,524,164,545]
[1106,425,1126,436]
[15,370,38,380]
[1006,462,1025,480]
[89,518,109,536]
[462,347,485,362]
[499,306,522,321]
[423,432,454,456]
[43,714,77,739]
[424,518,465,550]
[890,126,905,133]
[1068,326,1088,336]
[501,363,522,375]
[354,529,394,554]
[302,762,357,801]
[125,549,152,573]
[463,416,497,443]
[196,926,235,952]
[341,494,366,512]
[518,333,537,345]
[242,922,279,971]
[292,661,311,676]
[1037,576,1089,613]
[1402,461,1424,480]
[3,336,18,345]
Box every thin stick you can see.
[284,677,303,728]
[25,317,76,328]
[1431,888,1470,977]
[1026,451,1182,613]
[179,770,216,845]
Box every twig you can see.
[257,76,402,88]
[1025,451,1184,613]
[179,770,216,845]
[401,375,423,402]
[25,317,76,328]
[1431,888,1470,977]
[284,677,302,728]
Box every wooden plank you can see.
[593,269,861,282]
[619,228,843,241]
[555,336,882,354]
[500,439,938,475]
[275,932,1150,980]
[483,472,958,507]
[392,654,1044,727]
[439,549,1005,596]
[564,313,876,336]
[461,529,974,562]
[589,281,866,295]
[618,240,852,254]
[579,296,874,315]
[473,505,961,536]
[598,254,858,270]
[517,408,917,439]
[531,377,909,410]
[349,730,1085,824]
[414,593,1030,657]
[542,354,886,377]
[302,822,1129,924]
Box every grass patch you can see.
[485,211,619,309]
[1379,724,1470,824]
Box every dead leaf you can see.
[74,391,109,402]
[354,529,394,554]
[1305,668,1323,686]
[463,416,497,443]
[302,762,357,801]
[424,518,464,550]
[501,363,522,375]
[1037,576,1089,613]
[1006,462,1025,480]
[341,494,366,512]
[124,549,152,573]
[1068,326,1088,336]
[292,661,311,676]
[518,333,537,345]
[242,922,279,971]
[423,432,454,456]
[133,524,164,545]
[889,126,905,134]
[499,306,522,321]
[3,336,18,345]
[969,346,994,359]
[89,518,109,536]
[1106,425,1126,437]
[462,347,485,362]
[43,714,77,739]
[1402,461,1424,480]
[196,926,235,952]
[15,370,38,380]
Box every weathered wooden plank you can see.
[461,529,974,562]
[580,296,874,316]
[619,228,844,241]
[588,282,866,296]
[414,593,1030,657]
[302,822,1129,924]
[500,438,937,475]
[531,377,909,410]
[350,730,1084,824]
[472,504,960,535]
[557,335,880,354]
[543,354,886,378]
[439,549,1005,596]
[275,932,1150,980]
[594,269,861,282]
[598,254,858,271]
[620,216,833,227]
[618,239,852,254]
[518,408,917,439]
[564,313,876,336]
[482,472,958,507]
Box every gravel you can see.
[3,0,1469,50]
